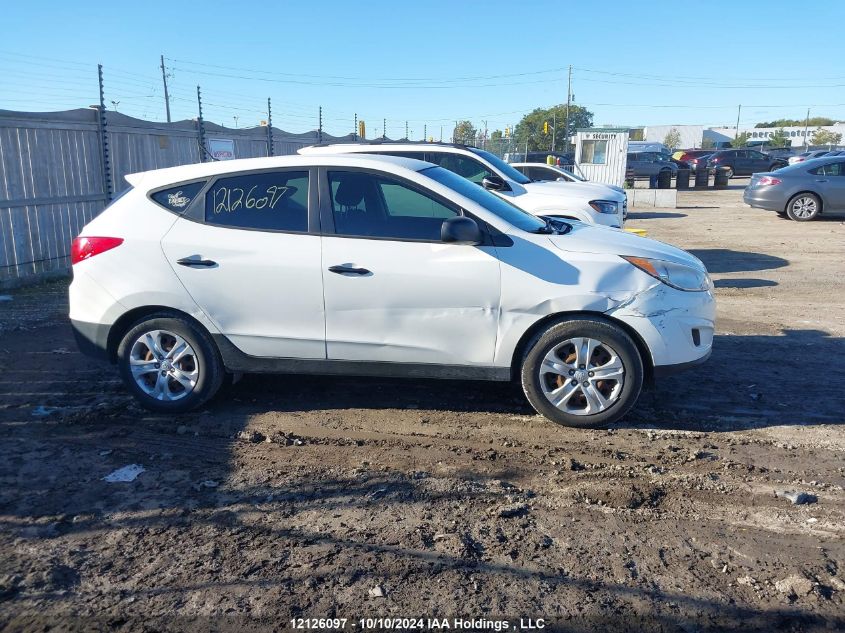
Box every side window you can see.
[812,162,844,176]
[205,171,308,231]
[150,181,206,213]
[328,171,458,241]
[426,153,494,184]
[580,140,608,164]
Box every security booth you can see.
[574,128,629,187]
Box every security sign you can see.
[207,138,236,160]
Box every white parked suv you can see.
[299,142,627,228]
[70,154,714,427]
[510,162,628,220]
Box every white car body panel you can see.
[69,154,713,382]
[322,237,500,364]
[161,221,325,358]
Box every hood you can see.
[522,180,625,201]
[547,222,706,270]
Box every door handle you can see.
[177,257,217,267]
[328,265,371,275]
[815,179,828,182]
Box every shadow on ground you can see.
[688,248,788,274]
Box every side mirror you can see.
[441,216,482,245]
[481,175,508,191]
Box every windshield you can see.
[469,148,532,185]
[558,167,585,181]
[421,166,546,233]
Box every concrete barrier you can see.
[627,189,677,209]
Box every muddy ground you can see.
[1,183,844,632]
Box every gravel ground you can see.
[1,183,844,632]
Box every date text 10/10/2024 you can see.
[290,617,547,630]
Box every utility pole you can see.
[405,120,408,140]
[804,108,810,150]
[440,125,443,142]
[564,64,572,153]
[483,120,488,148]
[318,106,323,143]
[423,124,427,141]
[266,98,273,156]
[551,111,556,152]
[735,104,742,140]
[354,113,358,140]
[383,118,387,140]
[160,54,171,123]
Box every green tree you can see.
[756,117,837,128]
[731,132,751,148]
[663,128,681,150]
[513,104,593,152]
[629,128,644,141]
[453,120,477,144]
[701,137,716,149]
[767,128,791,147]
[811,128,842,146]
[490,129,503,141]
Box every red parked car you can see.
[672,149,714,172]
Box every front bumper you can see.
[605,283,716,373]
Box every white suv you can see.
[70,154,714,427]
[299,143,627,228]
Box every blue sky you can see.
[2,0,844,136]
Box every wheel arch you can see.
[509,311,655,385]
[106,305,215,363]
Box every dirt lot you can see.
[1,183,844,632]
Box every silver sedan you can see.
[743,156,845,221]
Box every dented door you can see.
[321,237,501,365]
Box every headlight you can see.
[622,256,713,292]
[589,200,619,215]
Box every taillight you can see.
[758,176,782,186]
[71,236,124,265]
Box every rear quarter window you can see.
[150,181,206,213]
[204,170,309,232]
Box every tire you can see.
[785,193,821,222]
[116,312,225,413]
[520,317,644,428]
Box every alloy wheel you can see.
[539,337,625,415]
[129,329,199,401]
[791,196,817,219]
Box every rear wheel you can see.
[117,313,224,413]
[520,317,644,428]
[785,193,820,221]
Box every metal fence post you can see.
[267,97,274,156]
[196,85,207,162]
[97,64,113,201]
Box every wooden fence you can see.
[0,108,350,287]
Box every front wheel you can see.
[724,167,735,179]
[785,193,820,221]
[520,317,644,428]
[117,313,225,413]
